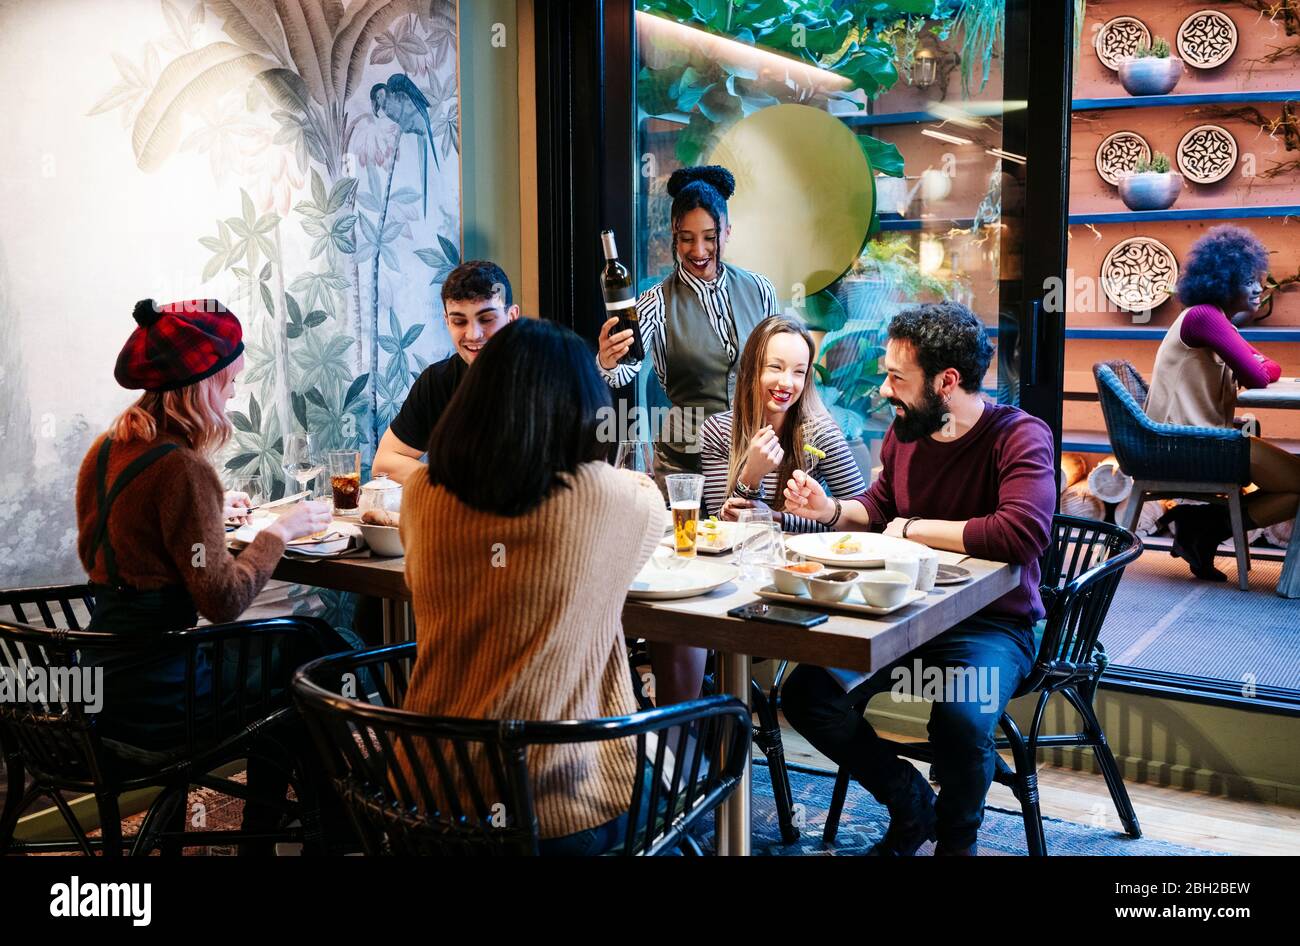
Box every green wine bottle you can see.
[601,229,643,364]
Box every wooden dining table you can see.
[268,527,1019,856]
[1236,377,1300,597]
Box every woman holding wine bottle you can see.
[597,164,781,482]
[597,164,781,711]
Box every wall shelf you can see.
[875,217,977,231]
[1063,429,1300,455]
[877,205,1300,230]
[1070,206,1300,225]
[1073,91,1300,111]
[840,103,1012,128]
[1065,326,1300,342]
[839,110,935,128]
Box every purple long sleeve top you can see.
[1180,304,1281,390]
[853,402,1057,624]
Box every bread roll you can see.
[362,508,400,527]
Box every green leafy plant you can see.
[851,235,951,297]
[1134,37,1172,59]
[812,236,960,439]
[1134,152,1172,174]
[637,0,909,167]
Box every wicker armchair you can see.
[1093,361,1252,589]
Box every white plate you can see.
[628,556,739,600]
[283,537,355,558]
[230,514,278,545]
[660,520,758,556]
[756,584,927,616]
[785,531,932,568]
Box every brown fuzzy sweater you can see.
[398,462,668,838]
[75,431,285,623]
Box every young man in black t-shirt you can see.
[373,261,519,483]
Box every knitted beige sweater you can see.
[399,462,668,838]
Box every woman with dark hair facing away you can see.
[1146,225,1300,581]
[596,163,781,710]
[76,298,356,850]
[399,318,670,855]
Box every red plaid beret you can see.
[114,298,244,392]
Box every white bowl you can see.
[359,523,404,557]
[805,569,860,603]
[771,563,824,595]
[857,570,913,608]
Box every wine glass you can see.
[282,433,323,496]
[613,440,655,478]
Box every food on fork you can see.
[361,508,400,527]
[803,444,826,460]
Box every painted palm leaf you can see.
[132,42,279,171]
[207,0,290,61]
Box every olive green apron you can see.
[657,263,770,473]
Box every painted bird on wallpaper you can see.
[371,73,439,216]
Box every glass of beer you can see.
[665,474,704,559]
[327,450,361,514]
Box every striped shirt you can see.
[599,262,780,390]
[698,410,865,533]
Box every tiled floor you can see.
[1098,549,1299,689]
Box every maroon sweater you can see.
[855,402,1056,624]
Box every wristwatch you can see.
[734,479,763,501]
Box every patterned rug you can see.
[694,761,1225,856]
[33,773,254,856]
[29,761,1223,856]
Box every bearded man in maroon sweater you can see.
[782,301,1056,856]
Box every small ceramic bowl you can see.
[771,561,824,595]
[805,569,860,603]
[857,570,913,608]
[359,523,404,557]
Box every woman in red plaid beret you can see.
[73,298,353,852]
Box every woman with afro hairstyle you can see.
[1146,225,1299,581]
[596,164,781,709]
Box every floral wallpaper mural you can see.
[0,0,461,620]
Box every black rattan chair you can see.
[820,514,1144,856]
[292,641,752,856]
[0,584,335,856]
[625,641,800,844]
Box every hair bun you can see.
[132,298,162,328]
[666,165,735,200]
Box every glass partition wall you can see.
[630,0,1073,471]
[1065,2,1300,708]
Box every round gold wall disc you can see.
[706,103,876,300]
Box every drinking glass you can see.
[233,474,265,508]
[326,449,361,514]
[665,474,704,558]
[283,433,323,496]
[884,553,921,589]
[735,509,784,581]
[613,440,655,478]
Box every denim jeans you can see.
[538,762,664,856]
[781,614,1036,849]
